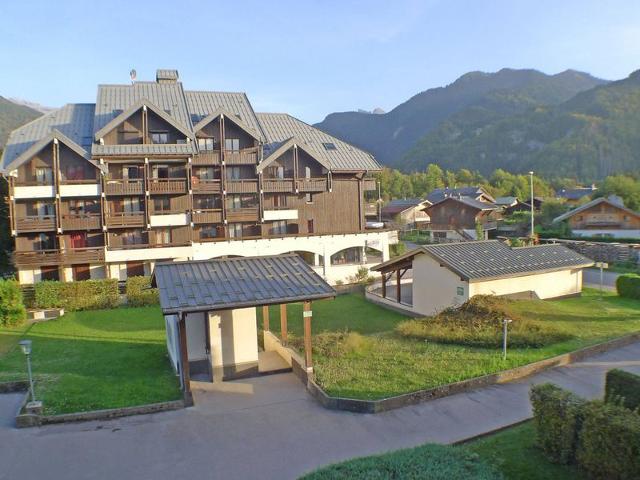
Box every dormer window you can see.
[322,142,337,151]
[151,131,169,144]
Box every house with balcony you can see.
[552,195,640,239]
[380,198,431,228]
[422,196,499,241]
[1,69,394,285]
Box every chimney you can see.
[156,69,179,84]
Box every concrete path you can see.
[1,341,639,480]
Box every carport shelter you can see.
[151,254,335,403]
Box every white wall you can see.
[208,307,258,375]
[469,269,583,300]
[164,314,179,372]
[185,312,207,361]
[13,185,55,199]
[411,253,469,316]
[572,229,640,239]
[59,184,101,197]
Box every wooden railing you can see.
[60,178,100,185]
[364,202,378,216]
[192,151,221,165]
[14,180,54,187]
[297,178,327,192]
[225,207,260,222]
[105,212,145,228]
[15,215,56,232]
[192,178,222,194]
[192,209,223,224]
[262,178,294,193]
[226,179,258,193]
[13,247,105,267]
[60,214,102,231]
[104,179,144,195]
[224,147,259,165]
[148,178,187,194]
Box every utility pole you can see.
[529,171,535,239]
[377,180,382,223]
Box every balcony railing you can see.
[192,209,223,224]
[297,178,327,192]
[192,178,222,194]
[60,214,102,231]
[148,178,187,194]
[226,179,258,194]
[224,147,259,165]
[13,247,105,267]
[225,207,260,222]
[364,202,378,216]
[192,150,221,165]
[105,212,145,228]
[427,221,498,231]
[262,178,295,193]
[60,178,100,185]
[15,215,56,233]
[104,179,144,195]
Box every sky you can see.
[1,0,640,123]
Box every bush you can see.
[529,384,586,464]
[301,443,501,479]
[348,266,374,285]
[396,295,572,348]
[0,279,26,326]
[35,279,119,311]
[576,401,640,479]
[125,276,159,306]
[616,273,640,299]
[289,331,369,358]
[390,242,407,258]
[605,369,640,411]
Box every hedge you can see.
[125,276,159,306]
[576,401,640,479]
[530,383,586,464]
[35,279,119,311]
[606,369,640,411]
[616,273,640,299]
[0,278,26,327]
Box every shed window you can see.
[456,286,464,296]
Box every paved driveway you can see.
[1,341,639,480]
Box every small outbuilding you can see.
[151,254,335,402]
[369,240,593,316]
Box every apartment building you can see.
[1,69,395,285]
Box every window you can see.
[123,197,142,213]
[307,219,314,233]
[304,166,311,179]
[194,167,215,180]
[273,194,287,208]
[152,165,169,179]
[270,220,287,235]
[155,228,171,245]
[35,167,53,184]
[122,165,141,179]
[267,166,285,179]
[226,166,242,180]
[37,233,55,251]
[194,196,219,210]
[228,223,242,238]
[120,130,140,144]
[153,197,171,212]
[306,193,313,204]
[456,286,464,296]
[200,225,219,239]
[198,138,216,151]
[151,131,169,144]
[69,199,98,215]
[36,201,55,217]
[322,142,336,151]
[66,164,86,181]
[225,138,240,152]
[122,231,145,246]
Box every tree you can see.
[595,175,640,210]
[425,164,444,192]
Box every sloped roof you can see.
[426,196,497,212]
[553,196,640,223]
[151,254,336,314]
[257,113,381,172]
[92,143,197,157]
[556,187,597,201]
[371,240,593,282]
[256,136,332,173]
[494,196,518,206]
[427,186,493,204]
[382,198,430,216]
[1,103,97,173]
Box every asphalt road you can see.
[583,267,620,290]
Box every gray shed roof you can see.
[372,240,593,282]
[151,254,336,314]
[257,113,381,172]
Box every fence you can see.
[543,238,640,265]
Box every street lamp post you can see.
[529,171,535,239]
[18,340,36,402]
[502,319,513,360]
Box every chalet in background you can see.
[1,69,396,285]
[556,185,597,205]
[380,198,431,228]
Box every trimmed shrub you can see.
[0,279,26,326]
[529,383,586,464]
[616,273,640,299]
[125,276,159,306]
[576,400,640,479]
[35,279,119,311]
[605,369,640,411]
[396,295,572,348]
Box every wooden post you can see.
[280,304,288,344]
[396,269,401,303]
[262,305,270,331]
[178,313,193,406]
[381,273,387,298]
[303,301,313,370]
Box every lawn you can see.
[275,290,640,400]
[0,306,181,415]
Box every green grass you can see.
[289,290,640,400]
[467,421,583,480]
[0,306,181,415]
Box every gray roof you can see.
[151,254,336,314]
[92,142,196,157]
[553,196,640,223]
[372,240,593,282]
[427,196,497,211]
[556,186,597,201]
[427,186,493,204]
[494,196,518,206]
[1,103,96,172]
[257,113,381,172]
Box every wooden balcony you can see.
[104,179,144,195]
[13,247,105,267]
[148,178,187,195]
[297,178,327,192]
[226,179,258,194]
[192,209,223,224]
[192,151,221,165]
[15,215,56,233]
[224,147,259,165]
[226,207,260,222]
[192,179,222,194]
[105,212,145,228]
[364,202,378,216]
[363,178,377,191]
[60,214,102,231]
[262,178,294,193]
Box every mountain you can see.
[315,68,606,168]
[8,97,55,114]
[404,70,640,180]
[0,97,42,149]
